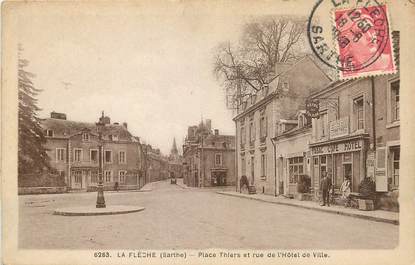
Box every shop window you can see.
[353,96,364,131]
[390,147,400,188]
[343,153,352,163]
[74,171,82,183]
[289,157,304,184]
[320,155,327,173]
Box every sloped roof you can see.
[41,118,134,141]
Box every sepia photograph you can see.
[2,0,415,264]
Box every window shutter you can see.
[375,147,388,192]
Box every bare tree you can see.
[214,17,307,109]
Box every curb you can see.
[53,206,145,216]
[217,192,399,225]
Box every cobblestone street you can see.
[19,180,398,249]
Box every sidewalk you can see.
[217,191,399,225]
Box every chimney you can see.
[50,111,67,120]
[214,129,219,136]
[123,122,128,129]
[205,119,212,131]
[98,111,111,125]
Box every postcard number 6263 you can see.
[94,252,110,258]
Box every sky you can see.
[16,2,253,155]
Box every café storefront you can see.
[309,134,369,197]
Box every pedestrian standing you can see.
[114,181,119,192]
[340,176,351,207]
[320,171,332,206]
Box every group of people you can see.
[319,171,351,207]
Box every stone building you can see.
[142,144,169,183]
[307,32,400,211]
[41,111,145,191]
[272,110,313,197]
[234,55,331,195]
[182,119,236,187]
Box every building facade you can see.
[272,111,312,197]
[142,144,169,183]
[42,111,146,191]
[308,78,375,198]
[234,55,331,195]
[307,70,400,211]
[182,120,236,187]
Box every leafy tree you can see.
[18,45,50,175]
[213,17,308,109]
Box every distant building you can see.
[168,138,183,178]
[41,111,146,191]
[143,144,169,182]
[182,119,236,187]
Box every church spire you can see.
[171,137,178,156]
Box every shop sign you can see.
[305,99,320,119]
[329,116,349,139]
[311,139,363,155]
[366,151,375,179]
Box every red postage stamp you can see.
[333,4,396,79]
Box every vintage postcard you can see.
[2,0,415,264]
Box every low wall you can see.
[19,186,68,195]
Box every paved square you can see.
[19,181,398,249]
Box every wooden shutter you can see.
[375,147,388,192]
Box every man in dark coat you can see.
[320,171,332,206]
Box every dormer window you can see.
[82,132,90,141]
[282,80,289,92]
[110,135,119,141]
[45,129,54,137]
[298,114,306,128]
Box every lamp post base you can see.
[96,184,106,208]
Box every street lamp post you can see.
[96,132,106,208]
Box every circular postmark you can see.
[307,0,390,74]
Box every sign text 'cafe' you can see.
[311,139,363,156]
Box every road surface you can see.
[19,180,398,249]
